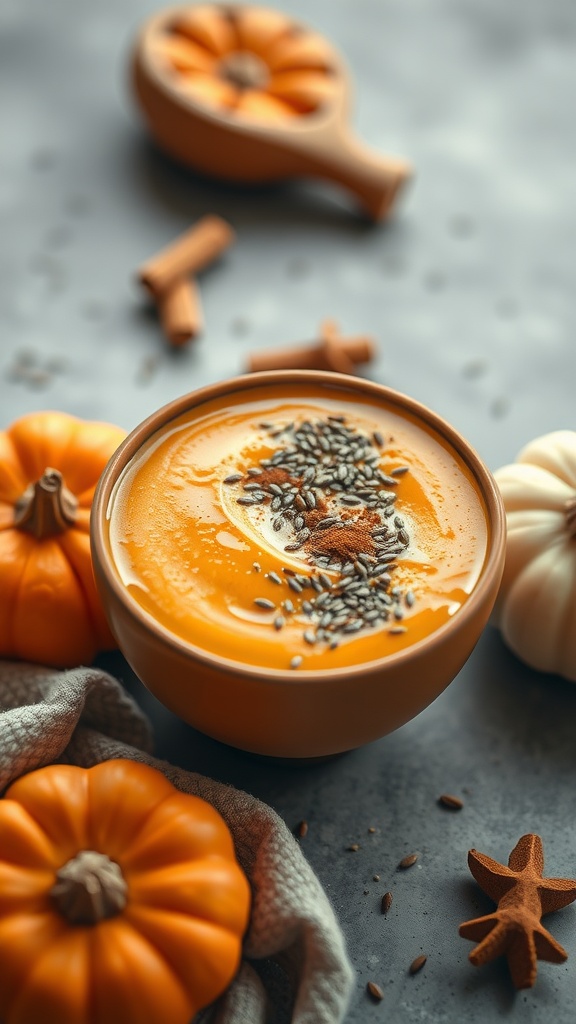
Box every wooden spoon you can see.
[132,4,412,220]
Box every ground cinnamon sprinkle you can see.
[307,522,375,560]
[251,467,293,488]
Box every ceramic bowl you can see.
[91,371,506,759]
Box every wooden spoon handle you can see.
[307,129,412,221]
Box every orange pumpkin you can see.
[0,758,251,1024]
[0,411,126,667]
[152,3,338,122]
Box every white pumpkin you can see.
[493,430,576,682]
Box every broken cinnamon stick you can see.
[158,277,204,346]
[138,215,235,298]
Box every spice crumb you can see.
[398,853,418,870]
[295,820,308,838]
[368,826,377,833]
[373,874,380,882]
[367,981,384,1001]
[409,955,427,975]
[347,843,360,852]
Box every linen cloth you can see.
[0,660,354,1024]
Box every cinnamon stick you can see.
[158,277,203,347]
[138,215,235,298]
[247,320,376,374]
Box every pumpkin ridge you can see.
[90,915,194,1023]
[122,905,242,1010]
[7,411,79,485]
[56,530,105,644]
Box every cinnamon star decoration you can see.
[459,833,576,989]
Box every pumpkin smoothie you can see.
[107,381,489,671]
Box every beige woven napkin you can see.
[0,660,354,1024]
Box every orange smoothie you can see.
[107,382,489,671]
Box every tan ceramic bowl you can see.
[91,371,506,759]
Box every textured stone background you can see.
[2,0,576,1019]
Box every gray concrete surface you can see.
[2,0,576,1020]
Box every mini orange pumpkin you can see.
[0,758,251,1024]
[0,411,126,667]
[152,3,339,122]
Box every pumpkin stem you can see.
[14,467,78,539]
[50,850,127,925]
[218,51,270,91]
[565,498,576,538]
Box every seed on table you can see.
[288,578,303,593]
[290,655,303,669]
[303,629,316,645]
[438,794,464,810]
[367,981,384,1001]
[223,473,243,484]
[283,599,295,613]
[391,465,409,476]
[373,430,384,446]
[381,891,393,914]
[274,616,285,630]
[409,955,427,975]
[271,496,282,512]
[389,626,407,635]
[398,853,418,869]
[268,572,283,585]
[254,598,275,610]
[405,590,415,607]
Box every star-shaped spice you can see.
[459,833,576,988]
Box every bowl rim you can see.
[91,369,507,684]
